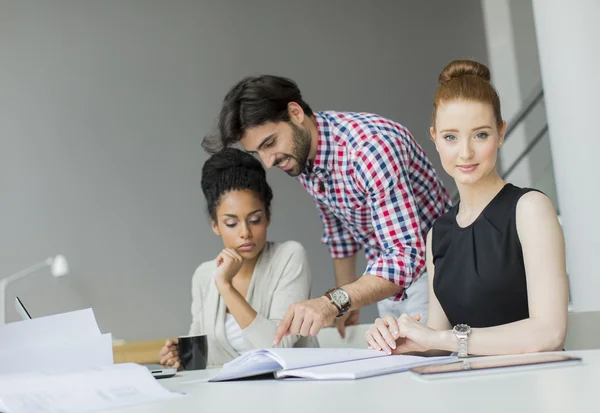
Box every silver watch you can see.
[453,324,471,358]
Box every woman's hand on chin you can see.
[214,248,243,291]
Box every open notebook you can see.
[209,348,455,381]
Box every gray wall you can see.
[0,0,487,341]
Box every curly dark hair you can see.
[201,148,273,221]
[202,75,313,153]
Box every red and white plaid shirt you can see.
[297,111,451,300]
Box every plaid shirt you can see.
[297,111,451,300]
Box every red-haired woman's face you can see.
[431,100,506,186]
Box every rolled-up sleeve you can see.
[353,135,426,301]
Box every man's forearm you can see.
[342,274,402,310]
[333,255,357,287]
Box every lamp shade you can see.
[50,255,69,277]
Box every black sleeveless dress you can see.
[432,184,538,328]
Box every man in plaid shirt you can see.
[204,75,450,345]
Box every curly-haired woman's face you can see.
[211,190,269,261]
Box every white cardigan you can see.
[188,241,319,367]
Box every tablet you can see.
[410,353,582,380]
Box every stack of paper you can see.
[0,309,113,375]
[0,309,183,412]
[211,348,386,381]
[210,347,456,381]
[275,354,456,380]
[0,363,182,413]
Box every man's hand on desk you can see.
[159,339,182,370]
[273,297,338,345]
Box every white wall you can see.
[482,0,532,185]
[532,0,600,312]
[0,0,487,340]
[481,0,558,208]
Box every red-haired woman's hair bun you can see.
[438,60,491,86]
[432,59,502,128]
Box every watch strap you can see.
[457,336,468,358]
[324,288,350,317]
[453,324,471,358]
[324,290,342,314]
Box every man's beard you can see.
[277,122,311,177]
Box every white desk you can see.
[115,350,600,412]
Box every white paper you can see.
[0,334,113,376]
[275,355,457,380]
[0,363,183,413]
[0,309,100,351]
[210,348,387,381]
[0,309,113,376]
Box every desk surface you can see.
[115,349,599,413]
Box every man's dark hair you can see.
[201,148,273,221]
[202,75,313,153]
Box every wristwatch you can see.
[324,287,351,318]
[453,324,471,358]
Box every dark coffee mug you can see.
[178,334,208,370]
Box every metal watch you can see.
[324,287,351,318]
[453,324,471,358]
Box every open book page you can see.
[275,355,457,380]
[0,363,183,413]
[210,348,387,382]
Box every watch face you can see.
[331,289,349,305]
[454,324,470,334]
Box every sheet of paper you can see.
[0,309,101,351]
[210,348,387,382]
[0,334,113,376]
[0,308,114,376]
[0,363,183,413]
[275,355,457,380]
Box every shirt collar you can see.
[310,112,333,172]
